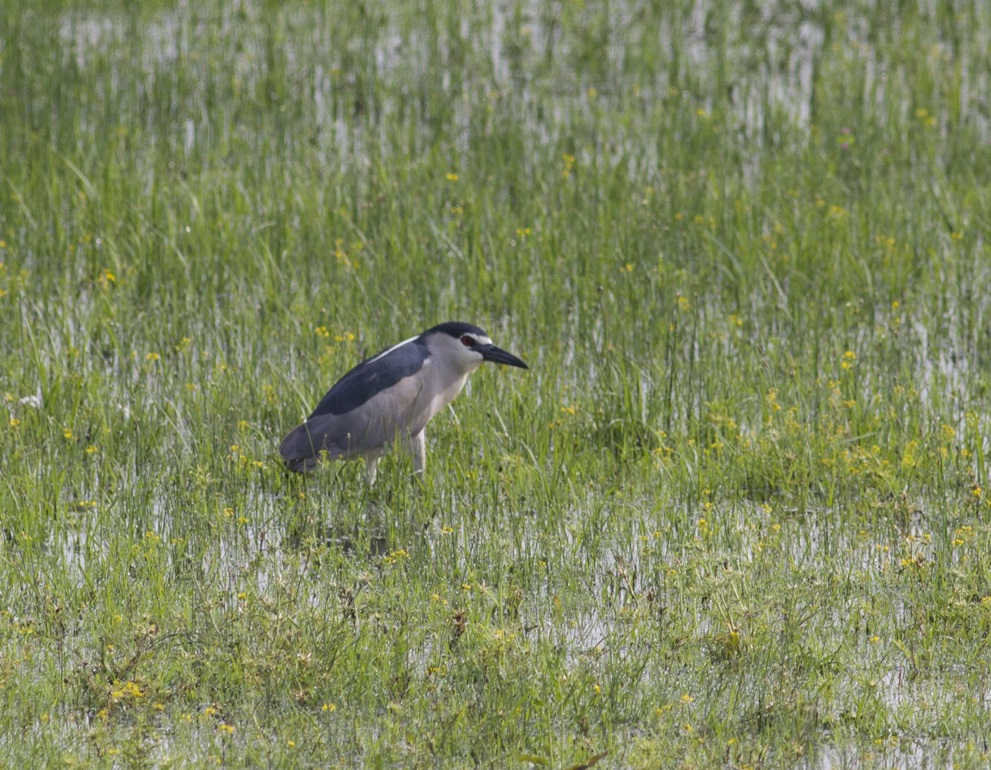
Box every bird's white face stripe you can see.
[463,334,492,346]
[367,335,419,364]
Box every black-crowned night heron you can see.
[280,322,528,480]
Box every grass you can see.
[2,0,991,766]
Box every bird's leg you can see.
[411,430,426,476]
[365,456,379,485]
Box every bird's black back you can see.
[309,337,428,418]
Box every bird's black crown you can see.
[423,321,488,339]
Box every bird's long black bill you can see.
[481,344,528,369]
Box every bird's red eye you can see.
[460,335,476,347]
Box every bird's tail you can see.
[279,423,323,473]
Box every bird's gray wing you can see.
[280,346,431,472]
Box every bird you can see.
[279,322,528,481]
